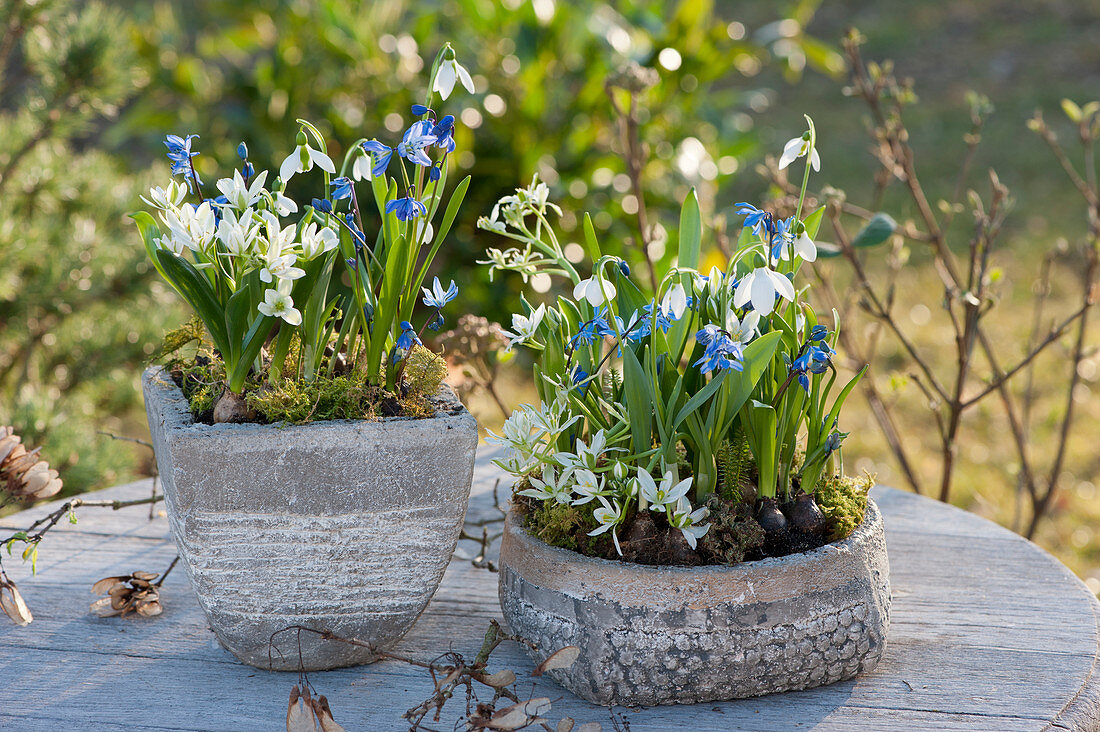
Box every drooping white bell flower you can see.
[573,276,616,308]
[778,134,821,172]
[279,141,335,183]
[733,267,795,315]
[433,54,475,101]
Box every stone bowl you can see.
[498,499,891,706]
[142,367,478,670]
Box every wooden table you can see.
[1,446,1098,731]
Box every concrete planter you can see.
[142,367,478,671]
[498,499,891,706]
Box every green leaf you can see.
[155,249,230,354]
[815,241,842,258]
[851,213,897,249]
[620,344,653,455]
[672,369,727,429]
[802,206,825,239]
[582,213,601,262]
[412,174,471,302]
[677,188,702,270]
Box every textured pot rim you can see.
[501,496,884,608]
[143,365,473,437]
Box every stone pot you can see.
[142,367,477,671]
[498,499,891,706]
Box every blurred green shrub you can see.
[0,0,182,497]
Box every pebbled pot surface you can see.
[143,367,478,670]
[498,499,891,706]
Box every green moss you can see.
[245,372,381,424]
[151,316,206,364]
[815,473,875,541]
[403,346,447,398]
[171,356,225,421]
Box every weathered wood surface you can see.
[1,445,1098,731]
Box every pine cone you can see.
[0,427,62,500]
[90,571,163,618]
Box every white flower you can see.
[773,229,817,263]
[517,465,573,506]
[573,276,616,308]
[724,310,760,345]
[279,142,336,183]
[487,403,546,457]
[733,267,795,315]
[273,191,298,217]
[588,496,625,555]
[216,208,259,256]
[352,150,373,181]
[299,222,339,259]
[161,201,216,252]
[554,429,619,472]
[141,180,187,210]
[502,304,546,349]
[411,218,434,245]
[478,203,509,234]
[257,282,302,325]
[637,468,693,514]
[569,468,603,506]
[154,231,188,255]
[660,282,688,320]
[216,169,268,210]
[432,55,475,100]
[778,135,821,172]
[670,497,710,550]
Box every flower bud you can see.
[618,260,631,277]
[296,130,308,146]
[236,142,248,160]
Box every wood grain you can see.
[0,445,1097,731]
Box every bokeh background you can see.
[2,0,1098,587]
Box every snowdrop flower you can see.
[216,169,268,210]
[734,267,795,315]
[141,180,187,210]
[279,139,335,183]
[569,469,603,506]
[772,226,817,263]
[573,276,616,308]
[518,465,573,506]
[421,277,459,309]
[638,468,693,514]
[257,282,301,325]
[778,133,821,172]
[352,148,373,181]
[660,282,688,320]
[724,310,760,345]
[502,304,546,349]
[298,223,338,259]
[588,496,625,555]
[411,218,434,244]
[432,51,475,100]
[273,190,298,217]
[670,497,710,550]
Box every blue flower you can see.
[311,197,333,213]
[569,311,611,349]
[735,202,777,238]
[330,176,353,201]
[421,277,459,309]
[427,313,445,331]
[236,142,249,160]
[397,120,437,167]
[824,431,845,455]
[432,114,456,152]
[808,342,834,374]
[386,195,427,221]
[693,327,744,374]
[411,103,431,116]
[164,134,201,191]
[571,366,590,394]
[809,324,829,342]
[241,161,255,179]
[343,213,366,248]
[769,216,794,262]
[362,140,393,177]
[618,260,631,277]
[429,163,442,182]
[396,321,422,350]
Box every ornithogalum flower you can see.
[361,140,393,178]
[215,169,267,210]
[502,304,546,349]
[386,195,427,221]
[257,283,302,326]
[779,133,821,171]
[724,310,760,345]
[279,140,335,183]
[397,120,437,167]
[588,496,625,555]
[433,54,475,100]
[421,277,458,309]
[396,321,422,350]
[330,176,353,201]
[637,468,693,514]
[298,223,338,259]
[733,267,795,316]
[517,465,573,505]
[669,497,710,550]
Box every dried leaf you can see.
[136,600,163,617]
[532,646,580,676]
[474,669,517,688]
[287,686,317,732]
[0,435,20,464]
[32,475,63,499]
[312,695,346,732]
[132,571,158,581]
[90,596,122,617]
[576,724,602,732]
[557,719,575,732]
[486,698,552,730]
[435,665,462,691]
[0,579,33,626]
[91,576,125,595]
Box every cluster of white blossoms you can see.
[141,171,339,327]
[490,401,711,555]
